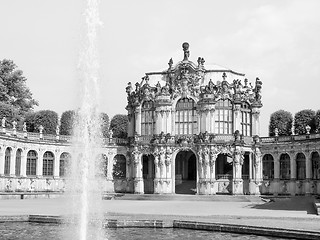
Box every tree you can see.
[315,110,320,133]
[0,59,38,115]
[100,112,109,138]
[0,102,25,129]
[268,110,293,136]
[294,109,316,135]
[25,110,59,134]
[59,110,75,135]
[110,114,128,138]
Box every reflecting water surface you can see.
[0,222,282,240]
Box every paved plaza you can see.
[0,196,319,233]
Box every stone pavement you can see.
[0,195,319,233]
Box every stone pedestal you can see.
[232,179,243,195]
[133,177,144,194]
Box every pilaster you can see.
[9,148,16,176]
[233,104,241,133]
[251,107,261,136]
[135,106,142,136]
[53,150,61,178]
[132,146,143,194]
[0,147,5,176]
[232,146,244,195]
[37,149,44,178]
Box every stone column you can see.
[20,150,27,177]
[197,148,204,194]
[164,147,173,193]
[53,150,61,178]
[158,147,166,193]
[251,148,263,195]
[202,148,210,194]
[127,110,135,137]
[233,104,241,133]
[273,154,280,196]
[9,148,16,176]
[0,147,5,176]
[232,147,244,195]
[135,106,141,136]
[171,111,176,135]
[125,154,133,193]
[153,150,161,194]
[290,153,296,195]
[165,109,172,134]
[132,147,143,194]
[251,108,261,136]
[209,148,217,195]
[209,109,215,134]
[305,152,312,195]
[37,150,44,178]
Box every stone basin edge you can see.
[0,215,319,240]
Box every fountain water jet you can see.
[65,0,105,239]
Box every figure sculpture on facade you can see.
[1,117,6,128]
[182,42,190,61]
[12,121,17,130]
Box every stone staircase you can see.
[175,180,196,195]
[111,193,262,202]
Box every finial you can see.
[168,58,173,68]
[182,42,190,61]
[222,72,227,81]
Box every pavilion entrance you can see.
[142,154,155,194]
[175,150,197,194]
[215,153,233,194]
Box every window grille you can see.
[262,154,274,180]
[280,153,290,180]
[296,153,306,180]
[26,150,37,176]
[15,149,22,176]
[175,98,197,135]
[60,152,70,177]
[4,148,11,176]
[241,103,251,136]
[215,99,232,134]
[312,152,320,180]
[43,152,54,177]
[141,101,155,136]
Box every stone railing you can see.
[0,127,128,146]
[260,133,320,144]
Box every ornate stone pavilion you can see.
[1,42,320,196]
[125,42,264,195]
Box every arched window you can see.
[175,98,197,135]
[280,153,290,180]
[15,149,22,176]
[296,153,306,180]
[312,152,320,180]
[141,101,154,136]
[113,154,126,179]
[241,103,251,136]
[26,150,37,176]
[4,148,11,176]
[43,151,54,177]
[59,152,70,177]
[215,99,232,134]
[262,154,274,180]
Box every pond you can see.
[0,222,281,240]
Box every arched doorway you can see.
[215,153,233,194]
[142,154,155,194]
[175,150,196,194]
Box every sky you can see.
[0,0,320,137]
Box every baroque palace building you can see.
[0,42,320,196]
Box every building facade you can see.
[1,42,319,196]
[125,42,264,195]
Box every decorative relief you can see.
[125,43,262,111]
